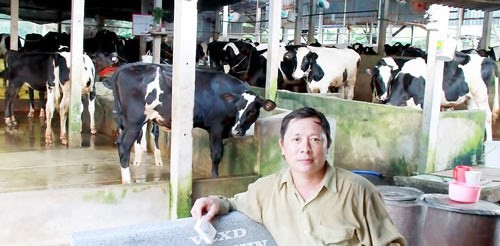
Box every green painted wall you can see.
[270,90,485,176]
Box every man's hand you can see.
[191,196,221,221]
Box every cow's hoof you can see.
[91,128,97,135]
[27,111,34,118]
[121,167,132,184]
[133,161,141,166]
[156,161,163,167]
[39,110,45,118]
[60,138,68,145]
[45,137,53,144]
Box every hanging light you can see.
[317,0,330,9]
[228,12,240,22]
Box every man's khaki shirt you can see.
[213,165,406,245]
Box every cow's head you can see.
[366,57,399,103]
[230,90,276,136]
[281,45,310,81]
[301,51,324,82]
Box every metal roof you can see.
[0,0,497,24]
[418,0,500,12]
[0,0,245,24]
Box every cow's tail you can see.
[102,69,124,133]
[102,76,114,89]
[493,64,500,123]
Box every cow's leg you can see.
[45,86,57,144]
[208,130,224,177]
[27,88,35,118]
[345,84,355,100]
[151,124,163,166]
[38,91,46,118]
[337,86,346,99]
[88,90,97,134]
[133,125,146,166]
[118,126,143,184]
[4,85,20,126]
[58,82,71,145]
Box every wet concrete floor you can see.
[0,107,171,193]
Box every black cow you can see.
[103,63,276,183]
[3,51,63,127]
[4,50,96,144]
[10,32,70,118]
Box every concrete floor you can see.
[0,111,173,245]
[0,106,257,245]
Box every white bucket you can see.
[436,38,457,62]
[141,51,153,63]
[484,141,500,168]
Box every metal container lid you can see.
[377,185,425,201]
[422,194,500,216]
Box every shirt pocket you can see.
[316,226,356,246]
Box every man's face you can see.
[279,117,328,175]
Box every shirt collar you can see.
[279,162,338,193]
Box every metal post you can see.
[480,11,492,49]
[294,0,303,45]
[308,0,316,44]
[255,2,261,43]
[377,0,389,55]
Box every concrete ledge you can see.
[1,182,170,245]
[71,211,276,246]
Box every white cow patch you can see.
[382,57,399,70]
[144,68,164,122]
[232,92,256,135]
[400,57,427,80]
[291,47,311,80]
[223,42,240,56]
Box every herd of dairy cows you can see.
[1,30,499,183]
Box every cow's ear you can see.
[366,68,373,76]
[309,52,319,61]
[262,99,276,111]
[221,92,237,103]
[311,63,324,81]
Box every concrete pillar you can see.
[9,0,19,51]
[170,0,197,219]
[68,0,85,147]
[419,4,450,173]
[265,0,282,100]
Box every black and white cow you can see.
[4,50,97,144]
[103,63,276,184]
[366,57,412,103]
[281,46,361,98]
[370,53,499,141]
[3,51,61,127]
[45,51,97,145]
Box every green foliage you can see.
[152,7,164,23]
